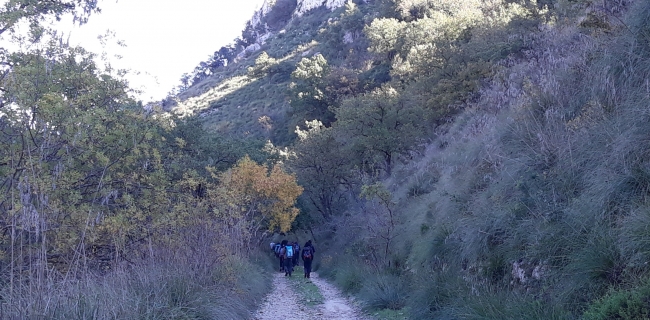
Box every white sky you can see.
[56,0,263,102]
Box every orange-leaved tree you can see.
[214,156,303,251]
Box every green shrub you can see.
[335,262,365,294]
[408,270,459,319]
[359,273,408,311]
[407,170,438,197]
[583,281,650,320]
[458,291,571,320]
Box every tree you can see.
[291,120,352,219]
[360,183,399,268]
[215,156,303,250]
[0,0,99,36]
[0,42,163,280]
[324,67,361,103]
[364,18,405,61]
[334,85,425,176]
[247,51,278,79]
[289,54,335,125]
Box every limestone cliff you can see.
[294,0,346,16]
[239,0,346,60]
[250,0,276,28]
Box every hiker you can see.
[274,242,283,271]
[292,241,300,267]
[279,240,289,272]
[302,240,315,278]
[281,240,294,276]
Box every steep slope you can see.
[170,0,650,318]
[169,0,355,143]
[313,0,650,319]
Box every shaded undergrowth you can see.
[1,255,272,319]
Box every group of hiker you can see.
[270,240,315,278]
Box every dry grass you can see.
[1,255,272,319]
[319,0,650,318]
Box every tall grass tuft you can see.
[1,255,271,319]
[359,273,409,311]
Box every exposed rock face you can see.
[294,0,322,16]
[343,31,354,44]
[325,0,346,10]
[258,32,273,45]
[510,260,546,286]
[237,0,346,61]
[236,43,262,61]
[294,0,345,17]
[251,0,276,27]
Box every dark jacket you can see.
[302,241,315,260]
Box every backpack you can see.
[285,245,294,258]
[274,244,281,255]
[302,247,312,260]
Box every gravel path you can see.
[253,272,311,320]
[309,273,369,320]
[253,271,369,320]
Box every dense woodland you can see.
[2,0,650,318]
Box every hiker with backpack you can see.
[292,241,300,267]
[280,240,294,276]
[274,242,283,271]
[302,240,315,278]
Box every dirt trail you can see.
[253,271,369,320]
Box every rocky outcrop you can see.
[237,0,346,61]
[251,0,276,28]
[325,0,346,10]
[235,43,262,61]
[294,0,345,17]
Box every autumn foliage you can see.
[215,156,303,247]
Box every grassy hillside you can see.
[172,2,382,144]
[171,0,650,318]
[315,1,650,319]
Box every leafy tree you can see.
[289,54,335,125]
[0,42,160,275]
[334,85,425,176]
[247,51,279,79]
[215,156,303,249]
[365,18,405,61]
[0,0,99,35]
[291,120,352,219]
[162,116,268,175]
[360,183,399,267]
[324,67,361,103]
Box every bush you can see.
[2,256,272,319]
[408,270,459,319]
[336,264,365,294]
[359,273,409,311]
[583,280,650,320]
[457,291,571,320]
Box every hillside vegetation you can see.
[0,1,304,317]
[2,0,650,318]
[175,0,650,318]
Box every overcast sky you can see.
[56,0,263,102]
